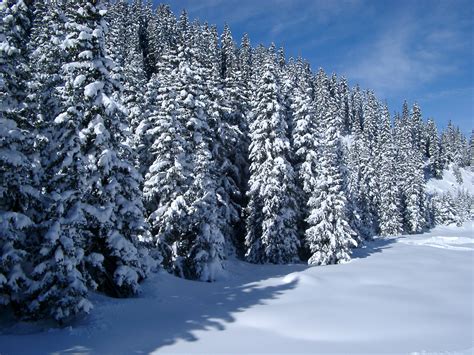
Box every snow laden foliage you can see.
[376,105,403,236]
[245,54,300,264]
[304,69,357,265]
[0,0,471,323]
[0,0,37,313]
[141,63,187,270]
[143,42,227,281]
[291,58,318,241]
[173,43,228,282]
[54,0,153,297]
[19,0,154,323]
[396,103,426,233]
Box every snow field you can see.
[1,222,472,354]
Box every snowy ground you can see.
[426,166,474,195]
[1,223,473,354]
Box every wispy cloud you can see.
[345,29,452,95]
[342,4,470,98]
[172,0,268,27]
[172,0,367,44]
[269,0,365,36]
[420,87,473,102]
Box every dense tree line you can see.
[0,0,472,322]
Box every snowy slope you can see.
[1,223,473,354]
[426,166,474,195]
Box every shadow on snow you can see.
[351,236,397,260]
[0,262,303,355]
[0,237,399,354]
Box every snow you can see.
[54,112,69,124]
[0,148,28,167]
[84,81,104,98]
[114,266,139,289]
[426,166,474,195]
[73,74,87,87]
[1,223,473,354]
[0,211,33,230]
[340,133,354,147]
[78,51,93,60]
[78,31,92,41]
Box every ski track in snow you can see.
[0,222,473,355]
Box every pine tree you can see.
[155,4,178,50]
[291,59,317,249]
[410,102,424,154]
[197,21,241,263]
[425,118,442,178]
[432,193,458,226]
[350,85,364,134]
[15,0,92,323]
[304,69,356,265]
[183,23,246,257]
[342,135,365,242]
[45,0,152,300]
[221,23,237,79]
[456,190,473,224]
[144,44,227,280]
[345,86,366,239]
[27,0,64,128]
[142,57,189,271]
[339,76,352,134]
[174,45,227,280]
[181,79,226,280]
[397,105,426,233]
[469,130,474,167]
[245,54,300,264]
[144,5,159,76]
[238,33,252,91]
[440,121,456,169]
[26,218,92,322]
[377,104,403,236]
[357,91,380,235]
[139,0,155,78]
[279,54,297,147]
[123,3,149,170]
[0,0,36,312]
[105,0,128,69]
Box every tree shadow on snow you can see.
[0,262,302,354]
[351,236,397,260]
[143,272,300,352]
[1,238,400,355]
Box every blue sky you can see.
[160,0,473,134]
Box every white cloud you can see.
[343,13,466,97]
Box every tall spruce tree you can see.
[245,54,300,264]
[142,52,191,272]
[425,118,442,178]
[377,104,403,236]
[44,0,153,300]
[0,0,37,313]
[396,104,426,233]
[304,69,356,265]
[20,0,94,323]
[174,45,226,280]
[291,59,317,250]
